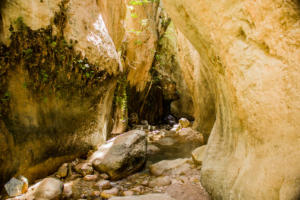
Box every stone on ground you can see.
[191,145,207,165]
[148,176,171,187]
[147,144,160,155]
[83,174,98,181]
[4,176,28,197]
[101,187,119,199]
[149,158,193,176]
[179,118,190,128]
[90,130,147,180]
[177,128,204,144]
[56,163,68,178]
[166,183,210,200]
[96,180,112,190]
[109,193,176,200]
[32,178,63,200]
[74,162,94,176]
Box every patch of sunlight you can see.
[87,14,123,71]
[89,140,114,161]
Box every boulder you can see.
[4,177,28,197]
[90,130,147,180]
[56,163,68,178]
[177,128,204,144]
[62,182,73,199]
[33,178,63,200]
[179,118,190,128]
[191,145,207,165]
[149,158,193,176]
[109,193,176,200]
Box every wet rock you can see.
[166,183,210,200]
[56,163,68,178]
[109,193,176,200]
[4,176,28,197]
[33,178,63,200]
[191,145,207,165]
[149,176,171,187]
[179,118,190,128]
[83,174,98,182]
[74,162,94,176]
[90,130,147,180]
[101,187,119,199]
[96,180,112,190]
[149,158,193,176]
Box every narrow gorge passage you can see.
[0,0,300,200]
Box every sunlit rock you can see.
[178,118,190,128]
[4,176,28,197]
[56,163,68,179]
[149,158,193,176]
[32,178,63,200]
[90,130,147,180]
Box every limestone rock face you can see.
[124,0,159,91]
[176,30,216,140]
[162,0,300,199]
[0,0,125,186]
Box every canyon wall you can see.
[0,0,126,186]
[162,0,300,199]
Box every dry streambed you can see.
[4,119,210,200]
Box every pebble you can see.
[74,162,94,176]
[149,176,171,188]
[123,190,135,196]
[101,187,119,199]
[96,180,112,190]
[83,174,98,181]
[99,173,110,180]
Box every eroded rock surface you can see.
[0,0,125,186]
[162,0,300,199]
